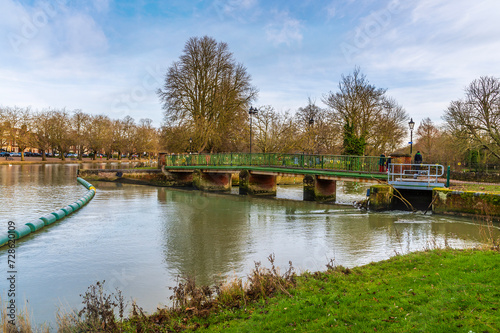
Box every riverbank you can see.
[45,247,499,332]
[0,157,139,165]
[195,248,499,332]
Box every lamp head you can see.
[408,118,415,131]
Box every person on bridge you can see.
[385,155,392,173]
[414,151,423,164]
[414,151,423,171]
[378,153,386,172]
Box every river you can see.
[0,163,497,328]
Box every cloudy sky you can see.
[1,0,499,129]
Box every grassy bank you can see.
[449,183,500,193]
[191,249,499,332]
[17,248,487,332]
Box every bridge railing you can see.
[388,163,445,184]
[163,153,381,173]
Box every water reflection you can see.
[157,190,250,285]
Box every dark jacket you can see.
[414,152,423,164]
[378,154,386,166]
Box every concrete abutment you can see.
[239,170,277,196]
[192,170,232,192]
[368,185,393,211]
[303,175,337,202]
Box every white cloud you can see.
[0,0,108,59]
[209,0,259,22]
[59,13,108,54]
[0,0,27,28]
[325,2,337,19]
[266,11,303,46]
[92,0,111,13]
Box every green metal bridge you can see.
[161,152,388,182]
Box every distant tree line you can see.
[0,108,159,161]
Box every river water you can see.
[0,163,498,328]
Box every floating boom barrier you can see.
[0,177,96,248]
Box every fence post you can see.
[446,165,450,188]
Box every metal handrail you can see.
[388,163,445,184]
[162,153,383,173]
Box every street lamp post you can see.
[408,118,415,156]
[189,137,193,154]
[308,117,314,154]
[249,107,258,163]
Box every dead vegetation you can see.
[54,254,296,332]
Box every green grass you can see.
[11,249,499,332]
[450,183,500,193]
[190,249,499,332]
[131,166,157,170]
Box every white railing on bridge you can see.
[388,163,445,190]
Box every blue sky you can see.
[1,0,499,129]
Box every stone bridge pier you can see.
[192,169,233,192]
[162,168,194,186]
[303,175,337,202]
[239,170,277,196]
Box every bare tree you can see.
[72,110,90,160]
[3,106,33,161]
[253,106,299,153]
[158,36,258,153]
[135,118,159,159]
[109,115,138,159]
[443,76,500,160]
[295,98,341,154]
[368,97,408,155]
[31,110,53,160]
[323,68,408,155]
[47,109,73,160]
[86,115,112,160]
[0,108,9,151]
[416,117,441,162]
[111,118,126,160]
[160,122,191,153]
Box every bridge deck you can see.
[164,165,387,182]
